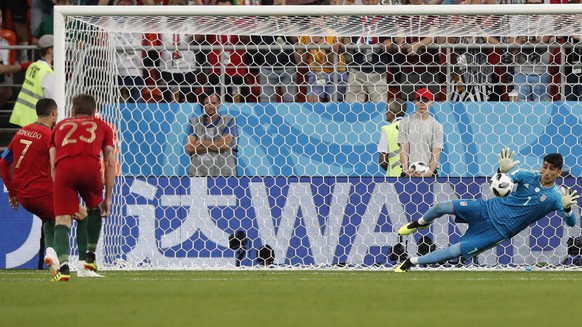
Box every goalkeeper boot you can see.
[398,220,430,236]
[84,251,98,272]
[43,247,59,276]
[52,263,71,282]
[394,258,413,273]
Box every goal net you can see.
[55,4,582,270]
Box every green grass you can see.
[1,270,582,327]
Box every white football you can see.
[489,173,514,197]
[409,161,429,174]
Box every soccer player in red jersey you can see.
[1,98,60,274]
[1,98,91,277]
[49,94,115,282]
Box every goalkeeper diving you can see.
[395,148,579,272]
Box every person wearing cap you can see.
[396,87,443,177]
[377,98,405,177]
[10,35,55,127]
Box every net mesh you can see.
[59,5,582,270]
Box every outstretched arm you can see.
[561,187,579,227]
[498,147,520,173]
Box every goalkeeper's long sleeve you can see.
[563,210,577,227]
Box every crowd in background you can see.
[1,0,582,114]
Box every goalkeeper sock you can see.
[54,224,71,264]
[422,201,455,224]
[76,217,88,261]
[418,243,462,265]
[42,220,55,249]
[87,208,102,253]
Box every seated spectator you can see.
[297,16,348,102]
[0,27,31,109]
[510,34,555,101]
[250,0,298,103]
[31,0,54,40]
[156,0,203,103]
[506,0,555,101]
[563,21,582,101]
[344,0,394,103]
[445,27,499,101]
[202,0,251,103]
[442,1,500,101]
[395,0,441,101]
[33,0,71,44]
[113,0,146,103]
[0,0,29,62]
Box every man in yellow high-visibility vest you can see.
[10,35,54,127]
[377,99,406,177]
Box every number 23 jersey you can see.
[50,116,114,166]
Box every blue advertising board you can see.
[2,177,579,269]
[118,102,582,177]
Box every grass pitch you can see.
[1,270,581,327]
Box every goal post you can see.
[53,4,582,270]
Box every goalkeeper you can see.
[395,148,579,272]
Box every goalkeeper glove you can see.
[561,187,579,211]
[498,147,520,173]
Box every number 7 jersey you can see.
[50,116,114,165]
[1,123,53,198]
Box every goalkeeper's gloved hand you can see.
[498,147,520,173]
[561,187,580,211]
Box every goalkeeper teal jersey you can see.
[486,169,572,239]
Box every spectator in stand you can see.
[155,0,204,102]
[251,0,298,103]
[203,0,251,103]
[444,1,500,101]
[344,0,394,103]
[186,93,238,176]
[493,1,527,101]
[0,10,31,109]
[562,1,582,101]
[397,88,443,177]
[394,0,441,101]
[447,34,499,101]
[33,0,75,44]
[9,35,54,128]
[113,0,146,102]
[564,39,582,101]
[31,0,54,40]
[0,0,30,63]
[297,16,348,102]
[508,1,555,102]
